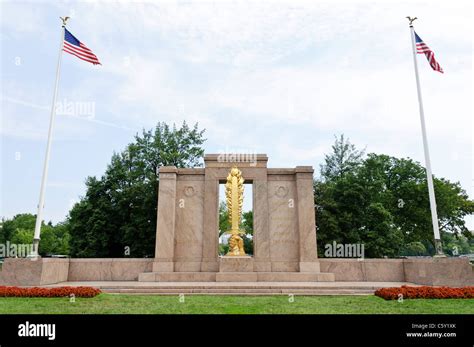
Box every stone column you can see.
[295,166,320,272]
[153,166,177,272]
[253,178,271,272]
[200,170,219,272]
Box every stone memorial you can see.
[1,153,472,288]
[138,154,335,282]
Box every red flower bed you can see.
[0,286,101,298]
[375,285,474,300]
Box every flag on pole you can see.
[407,17,445,256]
[414,31,443,73]
[63,28,101,65]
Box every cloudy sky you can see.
[1,0,472,228]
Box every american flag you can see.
[63,28,101,65]
[415,31,443,73]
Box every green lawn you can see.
[0,294,473,314]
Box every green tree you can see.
[442,232,472,256]
[315,173,403,258]
[241,210,254,255]
[315,136,474,257]
[218,201,230,237]
[68,122,205,257]
[400,241,428,256]
[320,134,365,181]
[1,214,35,244]
[0,214,69,256]
[241,210,253,235]
[359,154,474,249]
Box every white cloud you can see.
[1,0,472,225]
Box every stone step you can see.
[139,272,217,282]
[216,272,257,282]
[257,272,335,282]
[43,281,420,295]
[97,285,382,290]
[101,288,374,295]
[138,272,335,282]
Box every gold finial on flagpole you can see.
[406,16,417,26]
[60,16,70,27]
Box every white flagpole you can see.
[31,17,69,257]
[407,17,444,257]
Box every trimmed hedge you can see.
[0,286,101,298]
[375,285,474,300]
